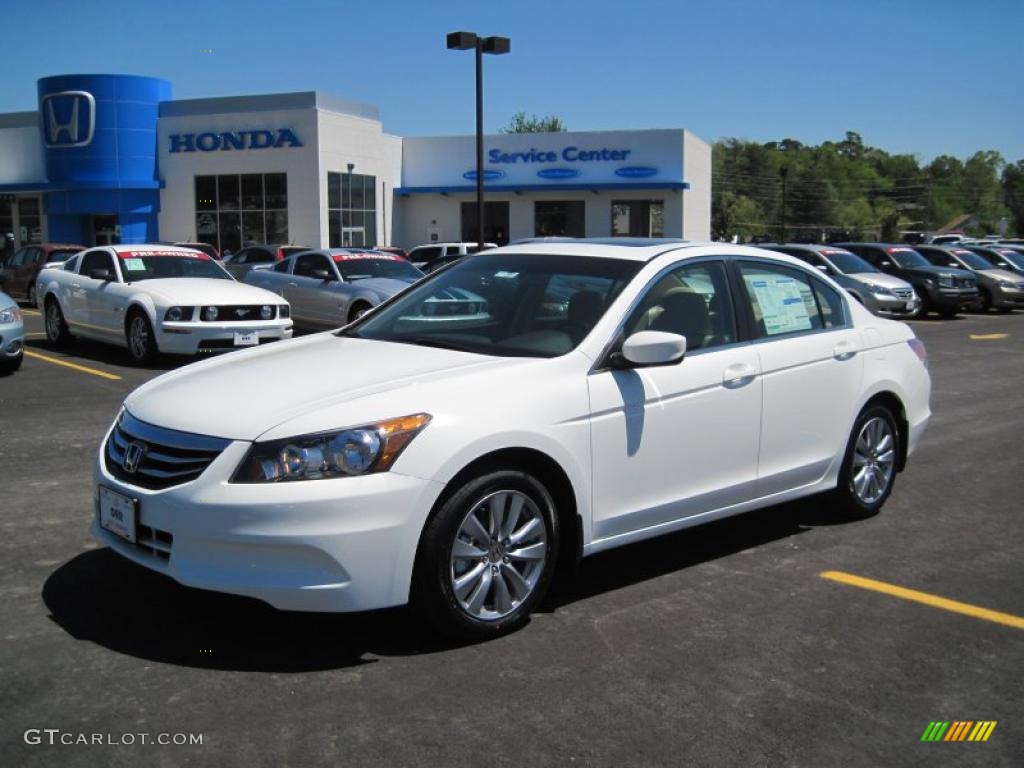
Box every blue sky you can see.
[3,0,1022,162]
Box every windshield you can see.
[994,250,1024,269]
[334,257,423,282]
[119,255,233,281]
[345,253,642,358]
[888,249,930,268]
[822,250,877,274]
[955,251,995,270]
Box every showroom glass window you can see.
[535,201,585,237]
[327,172,377,248]
[194,173,288,255]
[611,200,664,237]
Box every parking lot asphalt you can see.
[1,309,1022,767]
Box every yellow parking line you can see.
[22,309,42,316]
[969,333,1008,340]
[820,571,1024,631]
[23,350,122,380]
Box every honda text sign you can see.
[40,91,96,148]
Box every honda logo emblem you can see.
[40,91,96,148]
[122,441,146,474]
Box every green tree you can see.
[1003,161,1024,236]
[501,112,566,133]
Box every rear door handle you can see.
[833,340,859,361]
[723,363,759,387]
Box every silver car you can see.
[245,249,423,329]
[0,291,25,374]
[767,244,920,317]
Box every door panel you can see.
[589,347,763,539]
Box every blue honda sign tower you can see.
[38,74,171,244]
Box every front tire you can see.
[126,310,158,365]
[830,405,899,519]
[44,298,73,346]
[348,301,371,324]
[977,289,992,313]
[0,352,22,375]
[413,470,560,639]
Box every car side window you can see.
[249,248,274,264]
[10,248,28,266]
[64,255,80,272]
[294,253,330,278]
[623,261,736,351]
[79,250,116,278]
[34,248,49,264]
[272,259,291,273]
[811,277,846,328]
[413,247,442,262]
[739,261,824,338]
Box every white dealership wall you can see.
[396,129,709,245]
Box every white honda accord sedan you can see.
[93,240,931,638]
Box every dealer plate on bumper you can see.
[234,331,259,346]
[99,486,138,543]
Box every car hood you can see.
[124,333,510,441]
[346,276,417,296]
[977,268,1023,283]
[847,273,913,290]
[898,265,974,281]
[126,278,284,305]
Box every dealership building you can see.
[0,74,710,256]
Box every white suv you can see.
[408,242,497,273]
[93,240,931,638]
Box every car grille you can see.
[201,305,274,321]
[104,411,232,490]
[892,287,914,300]
[135,523,174,562]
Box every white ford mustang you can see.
[38,244,292,363]
[92,240,931,638]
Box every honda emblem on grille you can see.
[123,441,147,474]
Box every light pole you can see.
[779,166,788,242]
[346,162,355,246]
[446,31,510,251]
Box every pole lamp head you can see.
[482,36,511,55]
[347,163,355,174]
[446,31,478,50]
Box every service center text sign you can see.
[169,129,302,153]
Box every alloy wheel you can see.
[46,303,61,341]
[449,490,548,621]
[129,317,149,359]
[850,417,895,505]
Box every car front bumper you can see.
[993,286,1024,309]
[93,434,444,612]
[0,318,25,358]
[871,294,920,316]
[157,320,293,355]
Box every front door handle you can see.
[833,340,859,361]
[723,363,759,387]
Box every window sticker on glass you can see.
[745,273,812,335]
[494,271,519,279]
[123,258,145,271]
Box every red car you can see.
[0,243,85,307]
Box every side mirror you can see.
[879,260,892,269]
[312,269,334,281]
[948,263,960,269]
[614,331,687,368]
[89,268,113,281]
[815,264,832,275]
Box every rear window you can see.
[46,249,80,263]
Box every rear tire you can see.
[412,469,560,640]
[977,288,992,313]
[829,405,900,520]
[126,310,158,365]
[44,298,73,346]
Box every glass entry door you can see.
[92,215,120,246]
[461,201,509,246]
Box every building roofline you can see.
[158,91,378,121]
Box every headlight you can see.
[279,305,290,319]
[232,413,432,483]
[997,280,1017,290]
[164,306,188,322]
[260,305,273,320]
[202,306,219,321]
[938,276,954,288]
[869,285,894,296]
[0,307,21,324]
